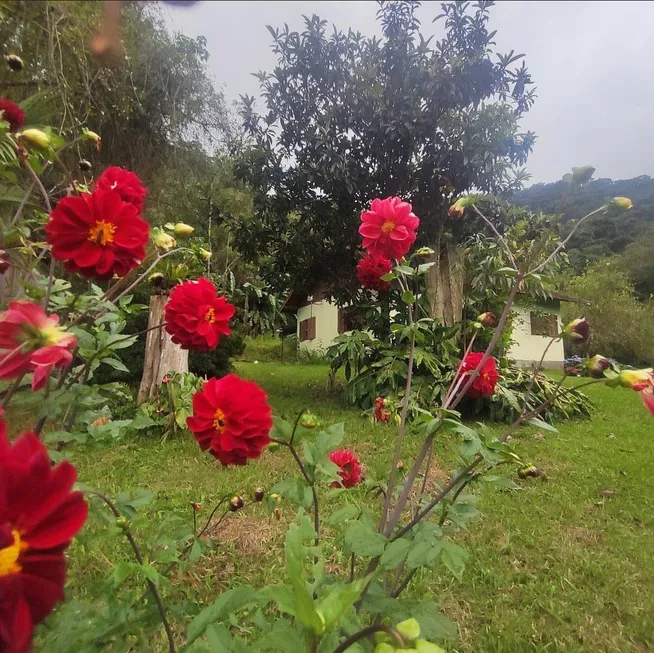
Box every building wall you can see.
[508,302,565,368]
[297,301,339,352]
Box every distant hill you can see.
[514,175,654,271]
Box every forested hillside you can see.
[515,175,654,276]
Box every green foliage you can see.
[561,259,654,365]
[236,1,535,297]
[515,174,654,273]
[189,332,245,379]
[491,364,593,422]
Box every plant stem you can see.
[1,373,26,410]
[449,275,522,410]
[472,205,518,269]
[379,303,415,534]
[332,625,404,653]
[9,179,36,227]
[87,491,176,653]
[443,330,477,406]
[392,379,602,540]
[529,205,608,275]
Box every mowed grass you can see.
[55,362,653,652]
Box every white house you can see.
[282,285,588,369]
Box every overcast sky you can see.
[163,1,654,186]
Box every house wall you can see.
[297,301,339,352]
[509,302,565,368]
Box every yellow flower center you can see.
[213,408,226,434]
[205,307,216,324]
[381,221,395,234]
[88,220,116,246]
[0,530,27,578]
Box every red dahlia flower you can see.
[356,254,392,292]
[164,278,235,351]
[95,166,147,212]
[0,98,25,133]
[618,369,654,416]
[329,449,362,488]
[458,351,499,399]
[0,301,76,391]
[187,374,272,465]
[0,420,88,653]
[46,189,149,280]
[373,396,391,423]
[359,197,419,260]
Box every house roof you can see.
[549,290,591,305]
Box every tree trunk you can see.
[425,242,465,326]
[137,294,188,404]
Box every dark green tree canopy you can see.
[236,0,536,297]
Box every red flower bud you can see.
[5,55,24,72]
[476,312,497,327]
[253,487,265,502]
[585,355,610,378]
[229,496,244,512]
[562,318,590,344]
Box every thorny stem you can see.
[86,491,176,653]
[379,302,415,534]
[331,625,404,653]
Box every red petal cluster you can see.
[0,301,77,391]
[359,197,419,260]
[0,414,88,653]
[95,166,148,212]
[164,278,235,351]
[0,99,25,133]
[458,351,499,399]
[46,188,149,279]
[186,374,272,465]
[373,396,391,423]
[356,254,392,292]
[329,449,363,488]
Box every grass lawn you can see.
[48,362,654,652]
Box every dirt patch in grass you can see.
[212,515,283,556]
[562,526,602,548]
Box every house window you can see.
[299,316,316,342]
[338,308,365,334]
[530,311,558,337]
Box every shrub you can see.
[562,259,654,366]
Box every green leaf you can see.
[271,478,314,509]
[101,357,129,373]
[271,416,293,442]
[206,624,232,652]
[440,541,469,581]
[497,266,518,276]
[326,504,359,525]
[187,587,254,643]
[316,579,365,631]
[343,522,386,557]
[414,604,457,640]
[112,561,137,585]
[527,417,558,432]
[401,290,416,304]
[255,621,305,651]
[380,538,412,569]
[139,564,160,586]
[258,585,296,616]
[459,436,482,458]
[406,540,443,569]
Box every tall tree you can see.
[236,0,535,322]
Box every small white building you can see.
[283,285,587,369]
